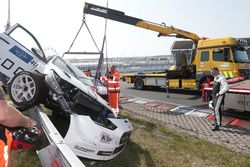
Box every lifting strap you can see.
[65,0,110,95]
[63,15,101,57]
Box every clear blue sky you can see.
[0,0,250,59]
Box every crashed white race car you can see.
[0,23,133,160]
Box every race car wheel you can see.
[8,71,44,110]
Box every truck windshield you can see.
[233,47,249,63]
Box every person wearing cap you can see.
[210,67,229,131]
[0,89,36,166]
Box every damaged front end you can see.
[40,58,133,160]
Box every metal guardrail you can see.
[27,106,85,167]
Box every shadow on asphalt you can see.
[132,86,203,101]
[129,86,202,96]
[167,95,201,101]
[224,109,250,120]
[190,103,209,110]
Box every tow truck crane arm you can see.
[83,3,201,42]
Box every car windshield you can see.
[79,77,104,87]
[80,77,94,86]
[233,47,249,63]
[90,78,103,86]
[52,57,78,78]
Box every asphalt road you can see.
[120,82,209,110]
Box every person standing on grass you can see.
[0,89,37,167]
[210,67,229,131]
[107,65,120,114]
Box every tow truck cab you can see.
[195,38,250,83]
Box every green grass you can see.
[8,110,250,167]
[80,111,250,167]
[10,144,41,167]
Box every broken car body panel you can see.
[0,23,133,160]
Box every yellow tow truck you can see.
[83,2,250,90]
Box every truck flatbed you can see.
[229,79,250,93]
[203,78,250,111]
[204,78,250,94]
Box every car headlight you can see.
[45,70,63,95]
[95,117,117,130]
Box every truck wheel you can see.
[8,71,44,110]
[134,78,144,90]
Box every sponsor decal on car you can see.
[9,46,33,63]
[74,145,95,153]
[100,132,112,144]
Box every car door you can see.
[0,23,46,79]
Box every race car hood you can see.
[64,114,133,160]
[36,57,116,116]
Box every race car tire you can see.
[8,71,45,110]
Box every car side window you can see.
[8,26,46,63]
[9,27,39,53]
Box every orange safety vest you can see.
[108,70,120,93]
[111,70,119,82]
[107,70,120,113]
[108,80,120,93]
[0,128,12,167]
